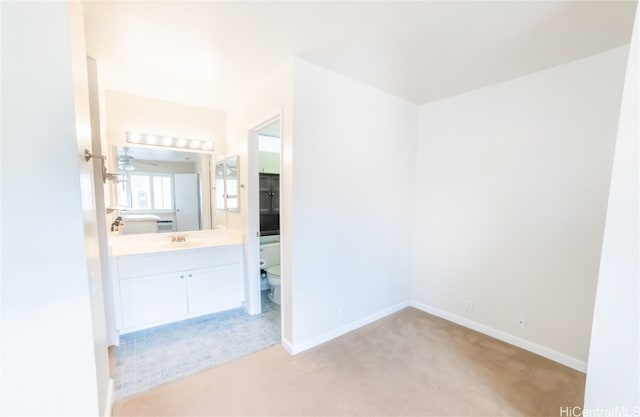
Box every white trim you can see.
[103,377,114,417]
[250,111,282,133]
[286,301,410,355]
[281,337,295,355]
[409,300,587,373]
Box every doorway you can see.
[246,113,283,322]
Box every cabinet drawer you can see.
[118,245,239,278]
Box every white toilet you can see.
[266,265,281,305]
[260,241,281,305]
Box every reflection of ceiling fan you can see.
[118,147,158,171]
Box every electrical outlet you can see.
[517,317,527,328]
[465,300,473,312]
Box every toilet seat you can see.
[266,265,280,277]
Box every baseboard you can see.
[281,337,295,355]
[409,300,587,373]
[287,301,410,355]
[103,377,114,417]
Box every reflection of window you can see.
[152,176,172,210]
[215,178,226,210]
[226,177,238,210]
[130,175,151,209]
[118,173,173,211]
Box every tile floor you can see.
[112,290,280,400]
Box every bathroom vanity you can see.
[109,230,244,335]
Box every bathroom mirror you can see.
[112,146,217,233]
[215,159,226,210]
[225,155,239,213]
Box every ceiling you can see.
[118,146,200,163]
[83,1,636,110]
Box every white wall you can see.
[412,46,629,370]
[1,2,105,415]
[289,59,417,347]
[226,58,416,350]
[584,8,639,409]
[259,151,280,174]
[104,90,225,151]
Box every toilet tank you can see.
[260,242,280,268]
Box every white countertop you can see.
[109,229,243,257]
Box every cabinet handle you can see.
[180,275,184,279]
[188,274,192,277]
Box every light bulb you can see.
[190,139,201,149]
[176,138,187,147]
[146,135,157,145]
[162,136,173,146]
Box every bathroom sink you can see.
[162,241,203,249]
[109,230,243,256]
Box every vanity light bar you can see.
[126,132,214,151]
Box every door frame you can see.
[246,110,283,316]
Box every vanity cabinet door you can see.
[120,273,188,330]
[186,265,243,315]
[259,175,273,215]
[270,177,279,214]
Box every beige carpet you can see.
[113,308,585,416]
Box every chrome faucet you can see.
[169,234,188,243]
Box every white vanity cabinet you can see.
[113,244,244,334]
